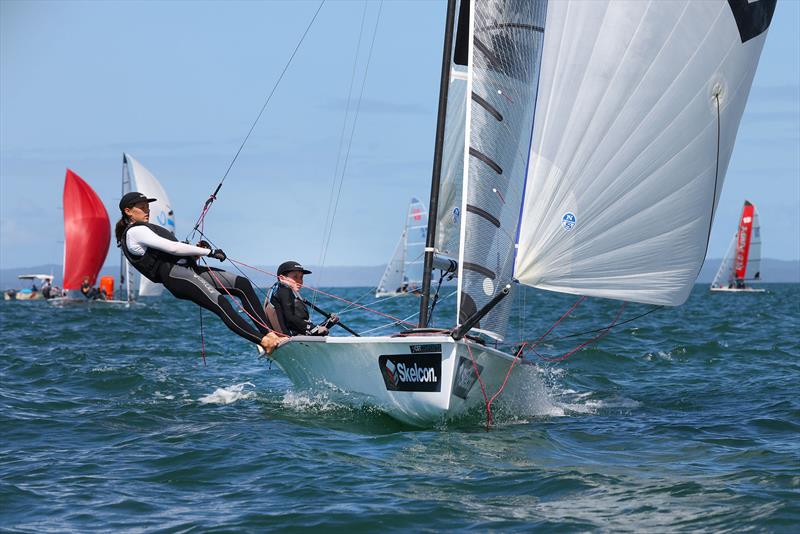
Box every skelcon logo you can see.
[379,353,441,393]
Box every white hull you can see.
[271,335,520,426]
[48,297,134,308]
[709,287,766,293]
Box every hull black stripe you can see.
[463,262,496,280]
[469,147,503,174]
[466,204,501,228]
[472,92,503,121]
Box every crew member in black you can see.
[80,276,101,300]
[270,261,328,336]
[115,191,283,354]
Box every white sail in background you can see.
[711,234,738,288]
[376,198,428,297]
[123,153,176,297]
[514,0,773,306]
[376,232,406,297]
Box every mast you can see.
[419,0,458,327]
[120,154,132,304]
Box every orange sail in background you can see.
[62,169,110,290]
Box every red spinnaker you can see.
[63,169,110,289]
[734,201,755,281]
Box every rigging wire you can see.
[547,305,663,341]
[188,0,327,240]
[315,0,384,304]
[315,1,370,296]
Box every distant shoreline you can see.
[2,259,799,288]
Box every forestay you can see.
[514,0,774,306]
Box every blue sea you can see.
[1,284,798,532]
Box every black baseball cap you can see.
[278,261,312,276]
[119,191,157,210]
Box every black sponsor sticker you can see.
[379,353,441,392]
[410,344,441,354]
[452,356,483,400]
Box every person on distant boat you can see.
[80,276,101,300]
[41,279,52,299]
[115,191,283,354]
[269,261,331,336]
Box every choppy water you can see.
[1,284,798,532]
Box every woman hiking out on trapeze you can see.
[115,191,283,354]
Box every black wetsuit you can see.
[121,222,271,345]
[270,283,313,336]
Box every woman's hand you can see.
[279,275,300,292]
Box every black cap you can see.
[119,191,157,210]
[278,261,312,276]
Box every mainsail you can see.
[734,200,761,282]
[62,169,110,290]
[712,200,762,288]
[456,0,548,339]
[122,154,176,297]
[513,0,774,307]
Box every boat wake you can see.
[198,382,256,405]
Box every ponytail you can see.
[114,213,129,246]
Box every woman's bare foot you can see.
[260,332,284,355]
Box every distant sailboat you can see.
[375,198,428,297]
[49,169,128,306]
[121,153,176,299]
[710,200,765,292]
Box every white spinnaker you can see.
[376,231,406,296]
[514,0,772,306]
[746,204,762,280]
[124,153,176,297]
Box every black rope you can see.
[189,0,326,239]
[548,305,663,341]
[426,270,449,326]
[699,92,722,269]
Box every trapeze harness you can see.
[119,222,272,345]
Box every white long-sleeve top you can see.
[126,225,211,258]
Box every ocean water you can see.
[1,284,798,532]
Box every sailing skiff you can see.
[271,0,775,425]
[710,200,765,293]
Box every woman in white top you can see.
[115,192,282,354]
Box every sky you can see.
[1,0,799,277]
